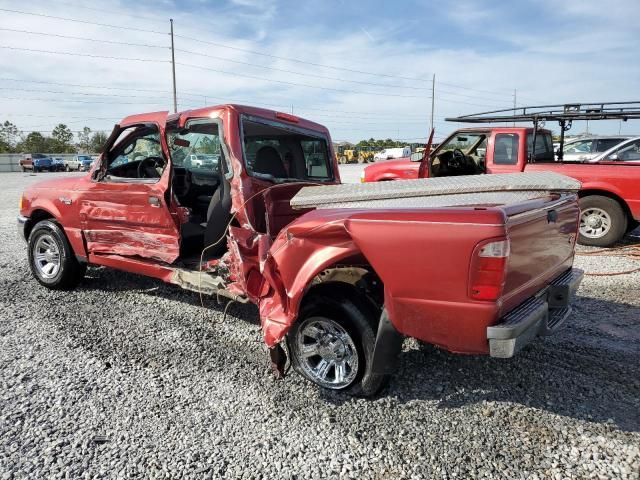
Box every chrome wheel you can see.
[295,317,359,389]
[580,208,611,239]
[33,234,61,279]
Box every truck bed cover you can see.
[291,172,581,210]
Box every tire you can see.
[287,290,390,397]
[578,195,628,247]
[28,220,86,290]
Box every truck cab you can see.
[363,126,639,246]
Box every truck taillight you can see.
[469,239,510,301]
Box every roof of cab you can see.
[120,104,329,134]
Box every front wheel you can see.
[578,195,628,247]
[28,220,86,289]
[287,291,389,397]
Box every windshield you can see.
[436,132,487,156]
[242,117,334,183]
[564,140,592,154]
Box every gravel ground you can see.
[1,171,639,479]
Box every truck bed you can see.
[282,172,581,354]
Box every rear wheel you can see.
[578,195,627,247]
[287,290,390,397]
[28,220,86,289]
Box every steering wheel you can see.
[137,156,165,178]
[451,149,466,167]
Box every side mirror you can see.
[608,153,619,160]
[410,152,423,162]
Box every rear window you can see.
[527,133,554,162]
[242,116,334,183]
[493,133,519,165]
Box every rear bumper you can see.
[487,268,584,358]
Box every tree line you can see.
[0,121,108,154]
[356,138,424,150]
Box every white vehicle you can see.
[589,136,640,163]
[373,146,411,161]
[559,136,630,162]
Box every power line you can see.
[174,33,434,83]
[0,77,177,97]
[0,78,436,119]
[0,86,169,100]
[0,8,167,35]
[175,62,428,99]
[0,28,168,49]
[175,48,432,91]
[0,6,538,103]
[0,45,168,63]
[47,0,167,24]
[0,95,174,106]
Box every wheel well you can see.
[25,209,55,239]
[302,266,384,324]
[578,189,633,221]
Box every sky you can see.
[0,0,639,143]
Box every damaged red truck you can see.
[18,105,583,396]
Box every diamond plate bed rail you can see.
[291,172,581,210]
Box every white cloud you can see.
[0,0,638,141]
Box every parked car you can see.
[373,146,411,161]
[589,136,640,163]
[19,154,53,172]
[51,157,65,172]
[560,136,630,162]
[64,155,94,171]
[362,127,640,247]
[186,153,219,169]
[18,105,583,396]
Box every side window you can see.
[167,119,224,173]
[301,139,329,177]
[610,139,640,161]
[493,134,519,165]
[596,138,624,152]
[106,125,165,180]
[564,140,592,154]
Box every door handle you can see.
[148,196,161,207]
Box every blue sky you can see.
[0,0,639,142]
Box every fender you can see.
[579,183,638,220]
[258,217,361,347]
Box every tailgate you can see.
[500,194,579,313]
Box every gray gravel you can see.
[1,171,639,479]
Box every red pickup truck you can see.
[17,105,583,396]
[363,126,640,247]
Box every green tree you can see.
[18,132,49,153]
[89,131,108,153]
[51,124,74,153]
[77,126,92,152]
[0,121,20,152]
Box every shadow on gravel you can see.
[373,296,640,432]
[79,266,261,325]
[73,267,640,431]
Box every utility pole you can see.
[430,74,435,133]
[170,19,177,113]
[512,89,517,126]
